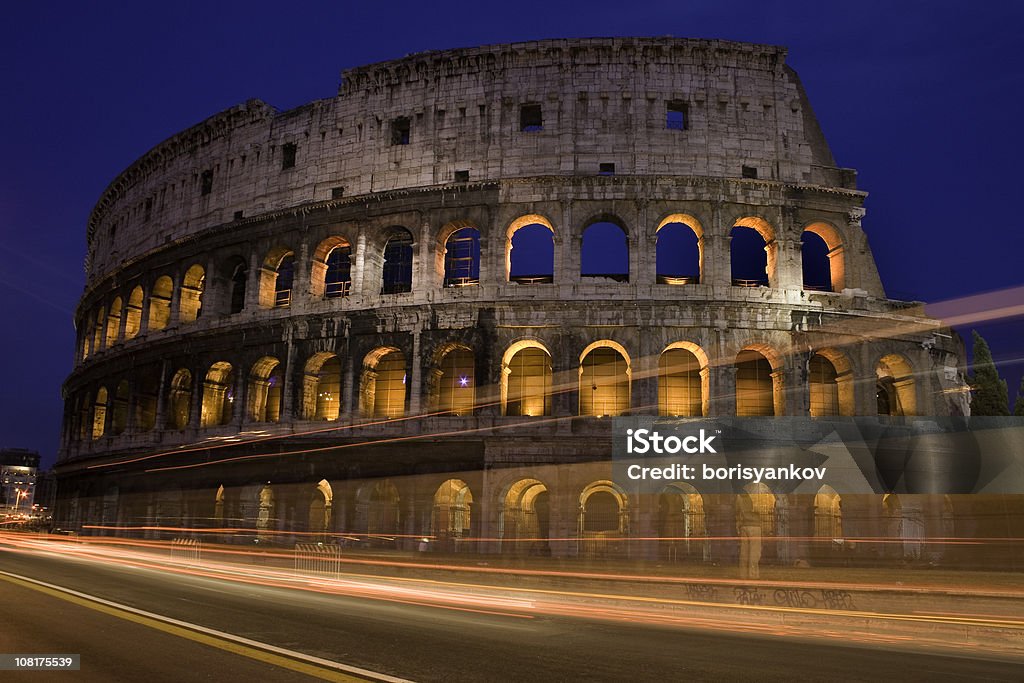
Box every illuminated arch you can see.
[802,221,846,293]
[731,216,777,287]
[258,246,295,308]
[382,228,414,294]
[247,356,283,423]
[814,485,842,539]
[361,347,406,418]
[656,213,704,285]
[124,286,144,339]
[736,345,783,416]
[876,353,916,416]
[168,368,193,430]
[180,264,206,322]
[430,344,476,416]
[111,380,129,436]
[200,361,235,427]
[105,297,122,349]
[311,236,352,298]
[432,479,473,539]
[506,214,555,283]
[579,480,629,536]
[501,340,553,417]
[581,216,629,282]
[810,348,855,417]
[657,482,707,561]
[148,276,173,331]
[579,341,631,417]
[499,478,550,553]
[659,342,709,417]
[302,352,341,421]
[92,386,108,440]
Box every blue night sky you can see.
[2,2,1023,466]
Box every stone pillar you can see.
[709,365,736,417]
[244,250,261,311]
[771,238,803,291]
[292,237,311,313]
[771,368,786,417]
[353,232,367,296]
[168,268,183,326]
[786,352,810,417]
[281,333,295,421]
[703,234,730,288]
[558,202,577,285]
[343,353,356,420]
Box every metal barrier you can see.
[170,537,201,564]
[294,543,342,578]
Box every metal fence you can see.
[294,543,343,578]
[170,537,201,564]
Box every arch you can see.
[506,214,554,284]
[105,297,123,349]
[92,386,108,440]
[81,313,94,360]
[361,348,406,418]
[442,227,481,287]
[124,286,144,339]
[657,482,707,561]
[258,247,295,308]
[77,392,92,441]
[811,348,854,417]
[168,368,193,430]
[356,479,400,537]
[802,222,845,292]
[432,479,473,539]
[581,220,628,282]
[247,356,283,423]
[132,366,159,432]
[499,478,550,553]
[658,343,708,416]
[579,481,629,554]
[433,345,475,416]
[656,214,703,285]
[228,260,248,314]
[579,341,631,417]
[742,482,777,537]
[877,353,916,416]
[501,340,552,416]
[92,306,106,353]
[814,485,842,539]
[736,348,780,416]
[148,276,173,331]
[308,479,333,539]
[303,352,342,421]
[111,380,129,436]
[200,361,235,427]
[382,228,414,294]
[311,236,352,299]
[180,264,205,322]
[730,225,769,287]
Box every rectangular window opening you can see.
[391,117,411,145]
[281,142,297,170]
[200,170,213,196]
[520,103,543,132]
[598,163,615,176]
[331,186,345,200]
[742,165,758,179]
[667,101,688,130]
[454,170,469,183]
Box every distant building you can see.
[1,448,40,513]
[34,469,57,516]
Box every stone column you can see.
[409,330,422,415]
[244,250,261,311]
[771,238,803,291]
[709,365,736,417]
[292,237,311,314]
[168,268,183,326]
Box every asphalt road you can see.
[0,547,1021,682]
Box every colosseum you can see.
[55,37,975,566]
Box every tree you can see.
[1015,376,1024,417]
[969,331,1009,416]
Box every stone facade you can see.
[56,38,972,564]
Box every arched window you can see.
[809,354,840,417]
[81,314,93,360]
[500,478,550,553]
[435,347,475,415]
[111,380,129,436]
[362,349,407,418]
[657,483,707,561]
[134,367,159,432]
[736,349,775,416]
[579,343,630,417]
[730,226,769,287]
[443,227,480,287]
[656,218,701,285]
[310,237,353,299]
[92,387,108,440]
[200,362,235,427]
[877,354,916,416]
[432,479,473,539]
[148,276,173,331]
[92,306,106,353]
[581,221,628,282]
[229,262,247,314]
[382,230,414,294]
[169,369,193,429]
[105,298,122,349]
[125,286,144,339]
[507,215,554,284]
[258,248,294,308]
[274,254,295,307]
[303,353,342,421]
[802,223,845,292]
[248,357,283,423]
[180,264,205,322]
[658,346,705,416]
[503,344,552,416]
[579,482,628,540]
[742,483,777,537]
[814,485,842,539]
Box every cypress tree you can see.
[969,331,1009,416]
